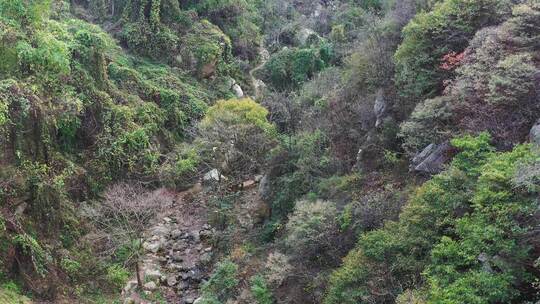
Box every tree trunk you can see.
[135,260,142,289]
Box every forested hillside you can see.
[0,0,538,303]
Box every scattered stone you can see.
[185,297,195,304]
[144,281,157,291]
[163,217,172,223]
[171,252,184,263]
[190,230,200,242]
[123,297,136,304]
[242,180,257,189]
[199,252,212,265]
[203,169,227,183]
[177,280,189,291]
[144,269,162,281]
[123,280,138,294]
[199,229,213,241]
[151,225,170,237]
[143,241,161,253]
[173,240,188,251]
[171,229,184,239]
[166,275,178,287]
[145,269,162,281]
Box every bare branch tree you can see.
[84,183,172,289]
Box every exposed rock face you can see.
[258,174,272,202]
[374,89,387,128]
[411,141,454,175]
[529,119,540,146]
[203,169,227,183]
[227,78,244,98]
[232,83,244,98]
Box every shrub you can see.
[269,130,340,217]
[16,28,71,77]
[12,233,49,277]
[399,96,454,156]
[264,251,292,288]
[0,281,30,304]
[119,22,179,60]
[325,135,539,303]
[106,264,130,289]
[60,257,82,278]
[284,200,338,262]
[429,2,540,148]
[160,144,201,189]
[487,53,537,105]
[201,260,239,302]
[251,275,273,304]
[394,0,513,107]
[262,45,332,91]
[198,98,277,183]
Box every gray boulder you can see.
[143,281,157,291]
[529,119,540,146]
[258,174,272,201]
[411,142,453,175]
[232,83,244,98]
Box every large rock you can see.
[258,175,272,201]
[166,275,178,287]
[529,119,540,146]
[143,240,161,253]
[411,142,454,175]
[203,169,227,183]
[143,281,157,291]
[232,83,244,98]
[123,280,138,294]
[373,89,387,128]
[150,225,170,237]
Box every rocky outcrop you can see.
[529,119,540,146]
[411,141,454,175]
[258,174,272,202]
[373,89,388,128]
[227,78,244,98]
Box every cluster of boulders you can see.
[124,217,216,304]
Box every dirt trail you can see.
[249,47,270,99]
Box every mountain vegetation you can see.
[0,0,538,303]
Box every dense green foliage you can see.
[395,0,513,108]
[261,44,333,91]
[0,0,255,299]
[325,134,539,303]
